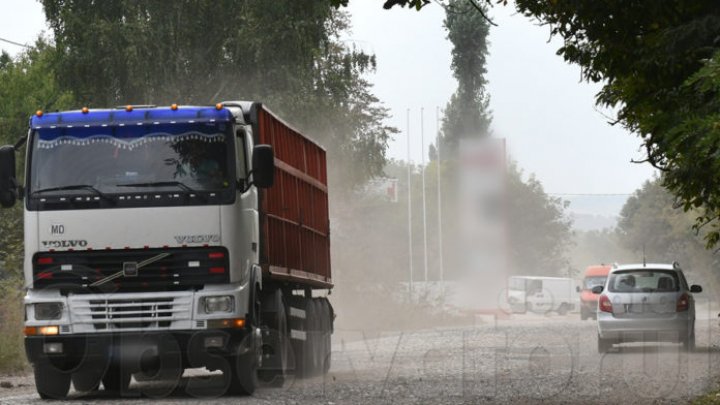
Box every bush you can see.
[0,278,26,373]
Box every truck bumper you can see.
[25,329,252,372]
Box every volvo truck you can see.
[0,102,333,398]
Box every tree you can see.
[511,1,720,247]
[506,162,573,276]
[41,0,394,189]
[440,0,492,154]
[616,178,719,289]
[0,42,76,279]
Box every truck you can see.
[0,102,333,398]
[578,264,611,320]
[507,276,580,315]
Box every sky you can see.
[0,1,656,217]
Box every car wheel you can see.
[683,330,695,352]
[597,335,613,353]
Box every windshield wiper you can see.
[31,185,116,204]
[116,181,203,196]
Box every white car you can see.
[594,262,702,352]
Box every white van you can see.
[507,276,580,315]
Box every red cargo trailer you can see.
[248,104,332,289]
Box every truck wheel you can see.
[258,289,289,387]
[557,303,568,316]
[102,366,131,394]
[227,349,259,395]
[580,308,588,320]
[303,299,320,376]
[72,367,102,392]
[34,363,71,399]
[318,298,333,374]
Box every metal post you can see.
[421,108,429,283]
[406,109,414,299]
[436,106,444,282]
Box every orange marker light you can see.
[215,103,223,110]
[24,326,37,336]
[35,110,43,118]
[234,319,245,328]
[81,107,89,114]
[125,105,133,112]
[171,104,178,111]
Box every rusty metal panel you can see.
[254,106,331,288]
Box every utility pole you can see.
[421,108,429,283]
[436,106,444,282]
[406,109,414,299]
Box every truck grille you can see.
[70,294,192,332]
[32,247,229,293]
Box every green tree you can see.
[41,0,394,188]
[616,178,718,289]
[440,0,492,155]
[506,162,573,276]
[512,0,720,247]
[0,42,76,279]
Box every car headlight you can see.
[34,303,63,320]
[202,296,234,314]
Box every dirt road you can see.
[1,306,719,404]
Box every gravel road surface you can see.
[2,304,719,404]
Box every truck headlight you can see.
[34,303,63,320]
[202,296,234,314]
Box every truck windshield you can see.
[29,121,233,205]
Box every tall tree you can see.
[41,0,394,188]
[440,0,492,154]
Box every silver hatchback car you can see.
[594,262,702,353]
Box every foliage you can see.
[616,179,719,280]
[0,278,25,372]
[0,43,76,280]
[513,0,720,247]
[505,162,573,276]
[439,0,492,155]
[41,0,394,188]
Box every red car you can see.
[580,264,611,320]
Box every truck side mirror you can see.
[591,285,603,294]
[0,145,18,208]
[251,144,274,189]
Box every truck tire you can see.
[102,366,131,394]
[227,349,258,395]
[72,367,102,392]
[557,303,568,316]
[258,289,289,387]
[318,298,333,374]
[34,363,71,399]
[580,308,588,320]
[303,299,320,376]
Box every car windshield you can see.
[607,270,679,293]
[30,121,232,196]
[584,276,606,289]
